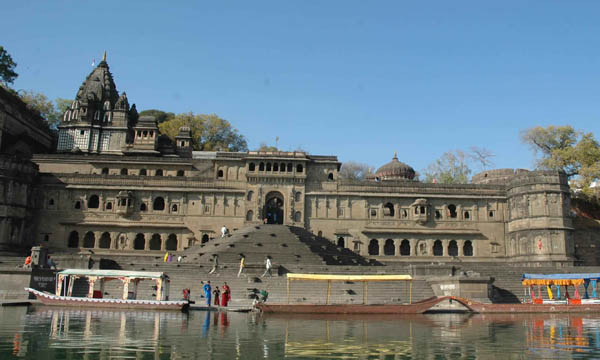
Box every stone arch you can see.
[134,234,145,250]
[67,231,79,248]
[400,239,410,256]
[201,234,209,243]
[337,237,345,248]
[106,202,113,210]
[246,210,254,221]
[294,191,302,202]
[294,211,302,222]
[99,232,111,249]
[433,240,443,256]
[101,167,109,175]
[155,169,163,177]
[296,164,303,173]
[153,197,165,211]
[448,240,458,257]
[264,191,284,224]
[328,173,334,181]
[120,168,128,175]
[463,241,474,256]
[249,162,255,171]
[447,204,457,218]
[368,239,379,255]
[166,234,177,250]
[217,169,224,178]
[280,163,286,172]
[287,163,293,172]
[383,202,394,217]
[139,169,147,176]
[83,231,95,248]
[259,162,265,171]
[384,239,395,255]
[247,191,253,201]
[150,234,161,250]
[140,203,147,211]
[88,195,100,209]
[273,163,279,172]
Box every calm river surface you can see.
[2,306,600,359]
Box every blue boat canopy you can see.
[522,273,600,280]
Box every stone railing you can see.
[40,173,247,189]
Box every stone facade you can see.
[25,59,576,265]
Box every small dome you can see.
[375,153,415,181]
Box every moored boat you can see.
[26,269,189,312]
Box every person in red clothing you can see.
[221,282,230,307]
[23,256,31,268]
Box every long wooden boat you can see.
[26,269,189,312]
[449,296,600,313]
[26,288,189,311]
[256,296,452,314]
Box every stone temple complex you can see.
[11,56,578,267]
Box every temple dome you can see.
[375,153,416,181]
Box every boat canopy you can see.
[57,269,166,280]
[521,273,600,286]
[286,274,412,281]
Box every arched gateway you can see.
[264,191,284,224]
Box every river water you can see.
[1,306,600,359]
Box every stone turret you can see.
[130,116,159,155]
[175,126,193,158]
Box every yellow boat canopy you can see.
[286,273,412,282]
[520,273,600,287]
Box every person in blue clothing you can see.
[203,281,212,306]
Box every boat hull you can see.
[450,297,600,313]
[256,296,450,314]
[26,288,188,311]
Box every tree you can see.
[339,161,374,181]
[158,112,247,152]
[423,150,472,184]
[521,125,600,191]
[0,46,18,85]
[19,91,71,129]
[257,142,279,151]
[469,146,495,171]
[139,109,175,124]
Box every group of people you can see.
[23,254,56,269]
[163,252,183,263]
[236,254,273,277]
[202,281,231,307]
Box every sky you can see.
[3,1,600,175]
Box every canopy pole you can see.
[287,278,290,304]
[326,280,331,305]
[365,282,369,305]
[409,280,413,304]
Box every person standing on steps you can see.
[237,254,245,277]
[221,225,228,238]
[212,286,221,306]
[208,254,219,274]
[203,281,212,307]
[221,282,230,307]
[261,256,273,277]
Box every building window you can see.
[150,234,161,250]
[337,237,345,248]
[247,191,253,201]
[217,170,224,178]
[67,231,79,248]
[295,192,302,202]
[259,162,265,171]
[202,234,209,244]
[83,232,95,248]
[177,170,184,177]
[435,210,442,219]
[74,201,81,209]
[448,240,458,256]
[121,168,128,175]
[384,239,395,256]
[249,163,255,171]
[140,203,147,212]
[489,210,495,218]
[368,239,379,255]
[296,164,303,173]
[433,240,443,256]
[266,163,272,171]
[48,198,55,206]
[464,211,470,220]
[401,209,408,219]
[294,211,302,222]
[400,240,410,256]
[88,195,100,209]
[246,210,254,221]
[280,163,286,172]
[287,163,293,172]
[155,169,163,177]
[448,204,457,218]
[383,203,394,217]
[353,242,360,252]
[166,234,177,251]
[140,169,147,176]
[171,204,178,213]
[99,232,111,249]
[101,168,109,175]
[273,163,279,171]
[370,209,377,218]
[328,173,334,181]
[464,241,474,256]
[153,197,165,211]
[106,202,113,210]
[134,234,145,250]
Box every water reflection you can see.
[3,307,600,359]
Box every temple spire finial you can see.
[393,151,398,160]
[102,51,107,62]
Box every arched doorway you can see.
[264,191,284,224]
[368,239,379,255]
[337,237,345,248]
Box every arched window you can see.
[384,239,395,256]
[140,203,147,212]
[217,170,224,178]
[106,202,113,210]
[202,234,209,244]
[48,198,55,206]
[368,239,379,255]
[150,234,161,250]
[247,191,253,201]
[155,169,163,177]
[463,241,474,256]
[74,201,81,209]
[101,167,109,175]
[121,168,128,175]
[448,240,458,256]
[318,231,323,237]
[166,234,177,250]
[337,237,345,248]
[433,240,443,256]
[383,203,394,217]
[171,204,178,212]
[464,211,470,220]
[246,210,254,221]
[296,164,303,173]
[249,163,255,171]
[99,232,111,249]
[259,162,265,171]
[266,163,272,171]
[448,204,457,218]
[153,197,165,211]
[134,234,145,250]
[295,192,302,202]
[400,240,410,256]
[139,169,147,176]
[68,231,79,248]
[143,130,148,137]
[328,173,334,181]
[87,195,100,209]
[294,211,302,222]
[273,163,279,172]
[177,170,184,177]
[83,232,95,248]
[287,163,293,172]
[435,210,442,219]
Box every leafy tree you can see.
[423,150,472,184]
[339,161,374,181]
[257,142,279,151]
[19,91,71,129]
[521,125,600,192]
[0,46,18,85]
[158,112,247,152]
[139,109,175,124]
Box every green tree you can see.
[257,142,279,151]
[339,161,374,181]
[19,91,71,129]
[158,112,247,152]
[139,109,175,124]
[521,125,600,191]
[423,150,472,184]
[0,46,18,85]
